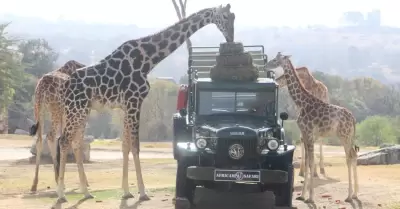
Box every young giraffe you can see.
[29,60,88,192]
[269,53,359,203]
[54,5,235,204]
[273,65,330,177]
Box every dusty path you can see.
[0,157,399,209]
[0,145,369,161]
[0,147,172,161]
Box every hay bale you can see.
[216,52,253,66]
[210,65,259,82]
[219,42,244,54]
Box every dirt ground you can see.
[0,136,399,209]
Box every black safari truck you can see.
[173,45,295,208]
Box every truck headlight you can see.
[195,138,207,149]
[267,139,279,151]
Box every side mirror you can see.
[266,70,275,79]
[279,112,288,121]
[179,108,187,117]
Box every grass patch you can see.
[386,202,400,209]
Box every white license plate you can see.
[214,169,261,183]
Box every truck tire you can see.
[274,165,294,207]
[216,52,253,66]
[219,42,244,54]
[175,159,196,209]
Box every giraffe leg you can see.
[121,114,134,199]
[352,153,359,199]
[71,124,93,199]
[30,117,43,192]
[296,135,309,201]
[299,139,305,177]
[130,114,149,201]
[344,147,354,203]
[319,138,326,175]
[132,144,150,201]
[47,115,60,184]
[305,140,315,203]
[56,134,69,204]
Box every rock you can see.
[14,129,30,135]
[357,145,400,165]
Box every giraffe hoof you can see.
[296,196,305,201]
[352,195,358,199]
[122,193,134,200]
[139,194,150,201]
[320,168,326,175]
[304,199,314,203]
[56,196,68,204]
[345,197,353,203]
[30,185,37,193]
[84,193,94,199]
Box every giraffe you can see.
[273,65,330,177]
[29,60,88,192]
[268,53,359,203]
[54,4,235,204]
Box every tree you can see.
[0,23,25,133]
[18,38,59,77]
[356,116,396,146]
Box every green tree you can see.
[18,38,58,77]
[0,23,25,133]
[356,116,396,146]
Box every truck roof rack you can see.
[188,45,268,79]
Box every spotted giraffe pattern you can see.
[269,53,359,203]
[29,60,87,193]
[54,4,236,204]
[274,66,330,177]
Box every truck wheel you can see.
[175,159,196,209]
[274,165,294,207]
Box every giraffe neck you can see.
[282,61,316,108]
[103,7,215,75]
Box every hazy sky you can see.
[0,0,395,28]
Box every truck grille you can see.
[215,137,258,167]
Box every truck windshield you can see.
[198,91,275,116]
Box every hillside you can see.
[2,14,400,83]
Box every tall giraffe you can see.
[53,5,235,204]
[271,63,330,177]
[268,53,359,203]
[29,60,87,192]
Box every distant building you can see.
[366,10,381,27]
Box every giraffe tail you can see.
[350,117,359,158]
[30,84,43,137]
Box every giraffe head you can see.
[212,4,235,42]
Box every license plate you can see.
[214,169,261,182]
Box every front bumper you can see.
[186,166,288,183]
[176,142,296,157]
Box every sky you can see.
[0,0,396,28]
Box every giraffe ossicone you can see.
[54,4,236,204]
[269,52,359,203]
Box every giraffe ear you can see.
[226,4,231,11]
